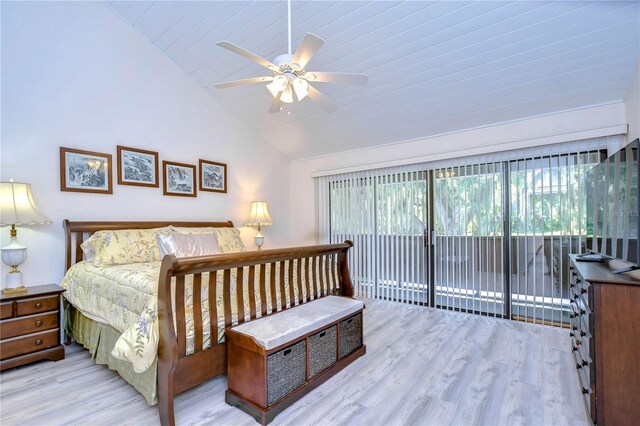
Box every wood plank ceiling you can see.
[107,1,640,160]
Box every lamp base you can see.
[254,231,265,251]
[2,285,28,296]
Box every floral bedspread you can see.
[61,260,323,373]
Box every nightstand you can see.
[0,284,65,371]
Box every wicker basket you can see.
[338,313,362,359]
[267,340,306,405]
[308,325,337,378]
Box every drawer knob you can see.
[35,302,42,309]
[35,320,43,327]
[35,339,42,345]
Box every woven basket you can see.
[267,340,306,405]
[308,325,337,378]
[338,313,363,359]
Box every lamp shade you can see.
[0,182,52,225]
[245,201,273,227]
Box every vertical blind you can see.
[317,136,621,326]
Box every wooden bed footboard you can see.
[157,242,354,426]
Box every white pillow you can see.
[156,233,222,258]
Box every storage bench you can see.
[225,295,366,425]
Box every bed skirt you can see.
[65,304,158,405]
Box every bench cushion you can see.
[230,296,364,350]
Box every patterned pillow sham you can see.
[81,227,171,266]
[213,228,247,253]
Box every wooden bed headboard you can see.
[63,220,234,271]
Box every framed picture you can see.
[199,159,227,193]
[163,161,197,197]
[60,147,113,194]
[117,145,159,188]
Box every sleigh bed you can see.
[61,220,354,426]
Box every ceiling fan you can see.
[213,0,368,113]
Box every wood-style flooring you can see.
[0,298,589,426]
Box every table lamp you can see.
[244,201,273,250]
[1,181,52,295]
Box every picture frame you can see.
[199,159,227,193]
[60,147,113,194]
[163,160,197,197]
[117,145,159,188]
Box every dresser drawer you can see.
[0,311,59,339]
[0,329,60,360]
[16,296,58,316]
[1,302,12,319]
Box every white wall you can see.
[289,102,628,246]
[626,60,640,142]
[1,1,291,286]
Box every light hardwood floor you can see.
[0,298,589,426]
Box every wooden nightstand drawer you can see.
[16,296,59,316]
[0,311,59,339]
[1,328,60,360]
[0,285,65,371]
[1,302,12,319]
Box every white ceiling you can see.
[107,1,640,160]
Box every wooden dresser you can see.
[568,255,640,426]
[0,284,65,371]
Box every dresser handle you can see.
[35,339,42,345]
[35,320,43,327]
[35,302,42,309]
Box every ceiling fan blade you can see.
[291,33,324,70]
[307,84,338,112]
[214,76,273,89]
[217,41,279,71]
[268,92,283,114]
[305,72,368,86]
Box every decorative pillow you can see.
[156,233,222,258]
[81,227,171,266]
[214,228,247,253]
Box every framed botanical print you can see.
[117,145,159,188]
[199,159,227,193]
[163,161,197,197]
[60,147,113,194]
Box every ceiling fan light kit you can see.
[214,0,367,113]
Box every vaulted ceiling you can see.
[107,1,640,160]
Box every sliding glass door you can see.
[433,163,506,316]
[321,143,608,327]
[509,152,602,325]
